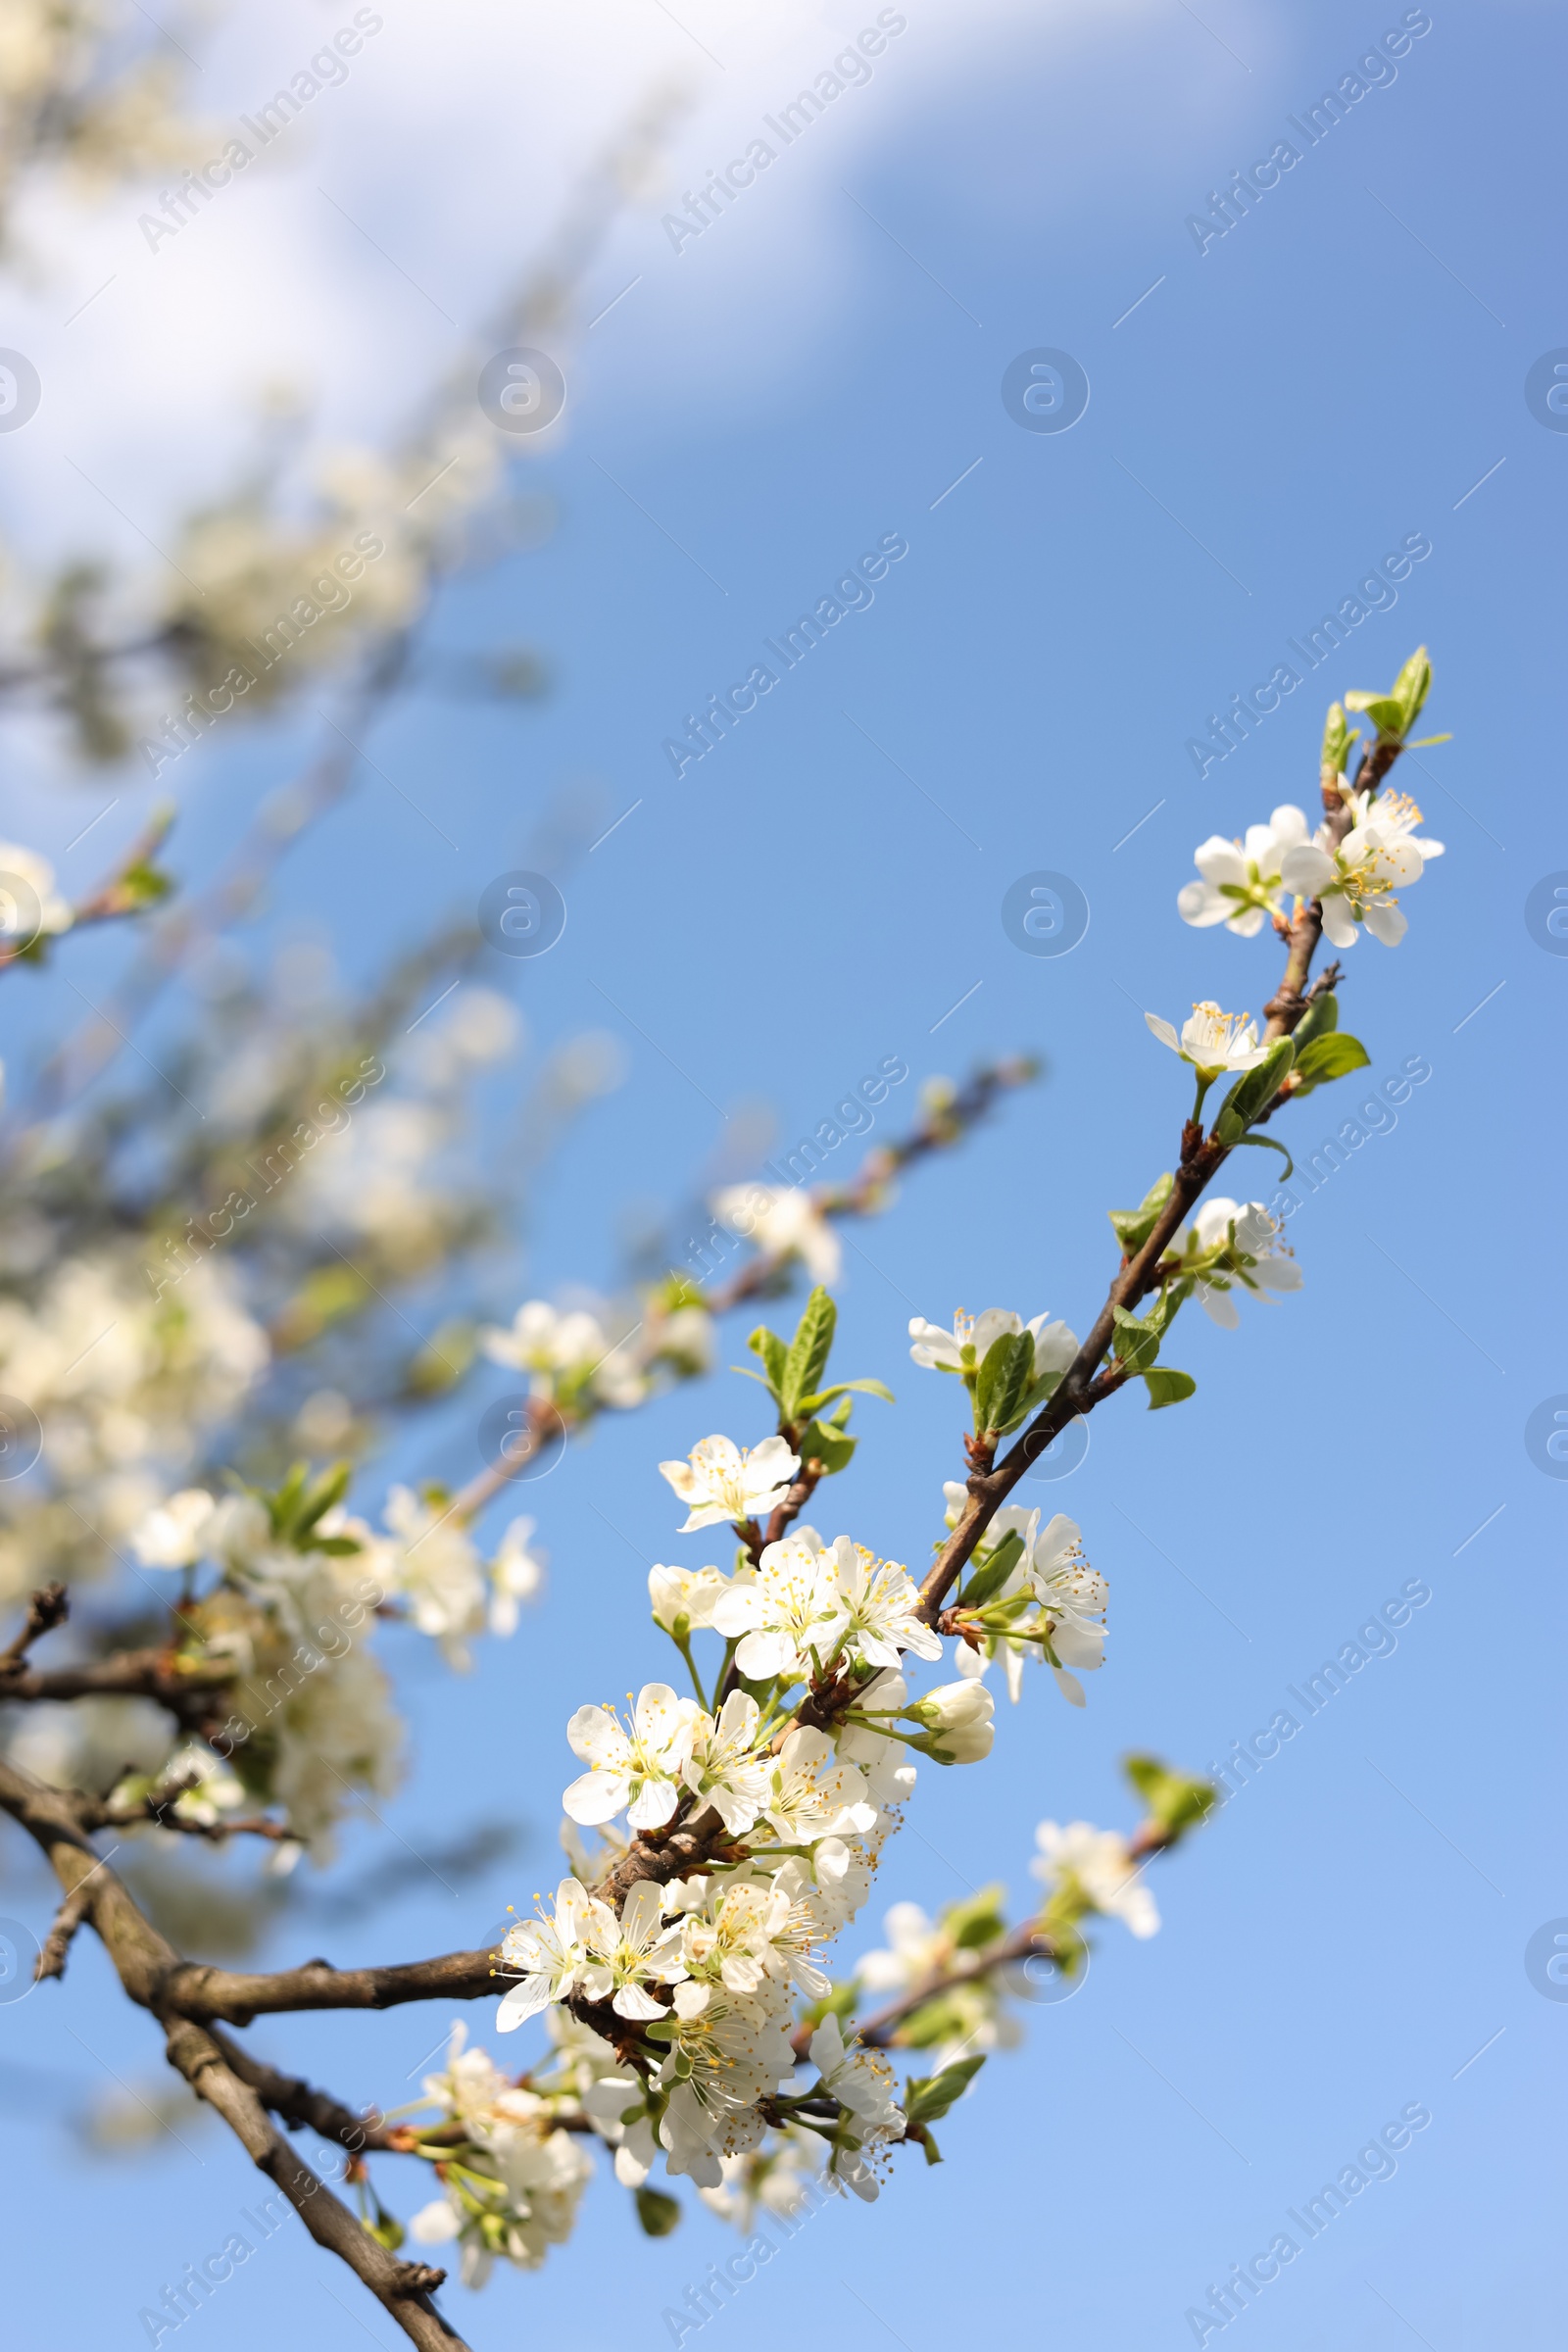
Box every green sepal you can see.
[635,2187,682,2237]
[1143,1367,1196,1409]
[1109,1172,1175,1258]
[957,1530,1024,1610]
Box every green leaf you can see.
[747,1323,788,1400]
[780,1287,836,1421]
[1292,1032,1371,1093]
[1342,690,1404,738]
[797,1417,856,1476]
[1289,991,1338,1054]
[972,1329,1034,1435]
[1320,701,1356,776]
[945,1884,1007,1951]
[1111,1306,1161,1372]
[1123,1751,1216,1837]
[1228,1132,1295,1178]
[904,2054,985,2127]
[1213,1038,1295,1141]
[635,2187,682,2237]
[796,1377,894,1414]
[1392,643,1432,731]
[1108,1172,1174,1257]
[1143,1367,1196,1409]
[917,2127,943,2165]
[957,1530,1024,1610]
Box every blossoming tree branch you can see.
[0,650,1446,2352]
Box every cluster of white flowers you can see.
[406,2024,595,2285]
[481,1293,714,1416]
[1177,790,1443,951]
[488,1434,1015,2206]
[121,1476,541,1850]
[0,1245,270,1606]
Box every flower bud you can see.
[909,1681,994,1732]
[910,1681,995,1762]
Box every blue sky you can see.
[2,1,1562,2346]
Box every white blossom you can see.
[1145,1002,1269,1078]
[497,1878,596,2031]
[908,1307,1076,1382]
[710,1527,841,1680]
[648,1562,733,1634]
[130,1487,218,1568]
[1184,1198,1301,1328]
[760,1726,875,1845]
[0,841,73,942]
[380,1485,487,1667]
[681,1690,772,1835]
[489,1516,545,1637]
[1032,1820,1159,1939]
[563,1684,698,1831]
[1176,806,1313,936]
[1280,789,1444,948]
[658,1433,799,1533]
[711,1184,841,1282]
